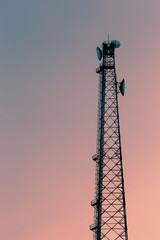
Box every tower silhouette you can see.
[90,39,128,240]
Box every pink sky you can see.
[0,1,160,239]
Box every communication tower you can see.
[90,39,128,240]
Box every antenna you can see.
[96,47,102,61]
[119,79,125,96]
[90,39,128,240]
[108,34,109,43]
[111,40,121,48]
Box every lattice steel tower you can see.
[90,39,128,240]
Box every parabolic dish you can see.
[96,47,102,60]
[119,79,125,96]
[111,40,121,48]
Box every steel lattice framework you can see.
[90,40,128,240]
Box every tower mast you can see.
[90,39,128,240]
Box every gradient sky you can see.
[0,1,160,239]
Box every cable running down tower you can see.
[90,39,128,240]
